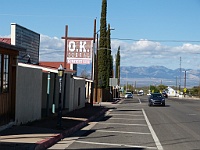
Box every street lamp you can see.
[57,64,64,128]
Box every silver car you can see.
[125,92,133,99]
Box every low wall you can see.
[15,66,87,124]
[73,78,86,109]
[15,66,42,125]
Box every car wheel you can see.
[162,103,165,106]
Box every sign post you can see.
[62,24,95,106]
[109,78,118,100]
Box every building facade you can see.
[11,23,40,64]
[0,42,25,126]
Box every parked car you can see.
[137,91,144,96]
[148,93,165,106]
[162,92,168,98]
[125,92,133,99]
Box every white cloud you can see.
[0,35,10,38]
[40,35,64,50]
[174,43,200,53]
[38,35,200,69]
[39,34,65,61]
[111,39,200,69]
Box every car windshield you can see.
[152,94,162,98]
[126,92,132,95]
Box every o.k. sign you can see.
[67,39,93,64]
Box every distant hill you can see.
[77,64,200,88]
[120,66,177,79]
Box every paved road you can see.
[143,96,200,150]
[49,96,200,150]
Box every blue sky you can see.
[1,0,200,70]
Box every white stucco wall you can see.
[15,66,42,125]
[15,65,87,124]
[73,79,86,109]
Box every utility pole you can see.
[126,72,128,91]
[90,19,96,106]
[184,71,186,89]
[184,70,186,97]
[63,25,68,69]
[179,57,182,94]
[134,81,136,90]
[176,76,177,91]
[95,33,98,103]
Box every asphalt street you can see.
[48,96,200,150]
[144,97,200,150]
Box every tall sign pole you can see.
[62,24,94,106]
[64,25,68,69]
[91,19,96,81]
[90,19,96,106]
[95,30,99,103]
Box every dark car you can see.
[162,92,168,98]
[148,93,165,106]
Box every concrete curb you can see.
[112,99,121,104]
[0,121,15,132]
[112,99,124,104]
[34,108,108,150]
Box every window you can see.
[0,54,9,93]
[3,55,9,93]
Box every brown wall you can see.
[0,46,18,126]
[94,88,113,103]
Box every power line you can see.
[111,38,200,43]
[0,13,95,19]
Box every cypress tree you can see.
[98,0,107,88]
[115,46,120,85]
[106,24,112,89]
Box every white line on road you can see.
[188,113,197,116]
[98,122,147,126]
[138,97,142,104]
[111,111,142,114]
[112,109,142,112]
[110,118,145,121]
[110,114,143,116]
[48,122,99,149]
[142,109,164,150]
[76,141,157,149]
[97,130,151,135]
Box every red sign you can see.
[67,40,93,64]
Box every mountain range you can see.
[120,66,200,88]
[77,65,200,88]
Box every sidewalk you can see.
[0,100,120,150]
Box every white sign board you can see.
[109,78,118,86]
[67,40,93,64]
